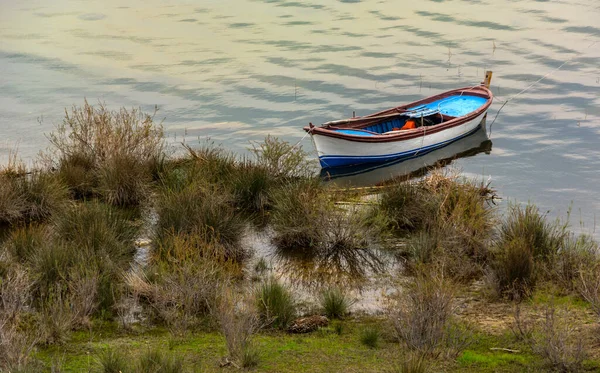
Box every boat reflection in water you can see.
[320,122,492,187]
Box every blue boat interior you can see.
[331,94,487,136]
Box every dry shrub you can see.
[531,305,587,372]
[488,237,535,299]
[390,270,457,356]
[250,135,314,180]
[271,179,379,275]
[47,100,164,206]
[216,288,260,368]
[498,203,568,261]
[553,234,599,293]
[0,266,38,372]
[489,203,574,299]
[378,171,496,282]
[0,155,69,226]
[154,182,246,261]
[509,299,535,342]
[577,263,600,318]
[127,235,237,332]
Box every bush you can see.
[270,178,326,251]
[154,182,246,261]
[360,326,380,348]
[320,287,352,319]
[0,267,38,372]
[271,179,376,261]
[230,160,273,213]
[489,237,535,299]
[96,154,151,207]
[390,270,455,355]
[128,235,237,332]
[37,288,75,345]
[255,278,296,329]
[498,203,567,261]
[376,172,496,282]
[217,288,260,368]
[552,233,598,292]
[0,162,69,226]
[577,262,600,318]
[377,178,433,234]
[53,201,137,260]
[272,182,383,285]
[250,135,313,180]
[48,100,164,206]
[531,305,587,372]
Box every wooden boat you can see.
[320,119,492,187]
[304,82,493,168]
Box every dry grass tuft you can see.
[531,305,587,372]
[216,288,261,368]
[390,269,460,357]
[47,100,164,206]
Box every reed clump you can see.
[255,277,296,330]
[97,347,129,373]
[135,348,184,373]
[47,100,164,207]
[154,181,246,262]
[360,326,381,348]
[377,172,496,282]
[0,157,70,226]
[320,287,353,319]
[271,179,376,253]
[487,203,575,299]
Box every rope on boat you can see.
[488,40,598,136]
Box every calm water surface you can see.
[1,0,599,235]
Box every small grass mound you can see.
[136,348,184,373]
[360,326,381,348]
[97,347,129,373]
[255,278,296,330]
[320,287,352,319]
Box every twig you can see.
[490,347,521,353]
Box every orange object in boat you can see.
[401,120,416,130]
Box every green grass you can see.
[30,319,585,373]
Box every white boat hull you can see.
[312,111,488,168]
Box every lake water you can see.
[1,0,599,236]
